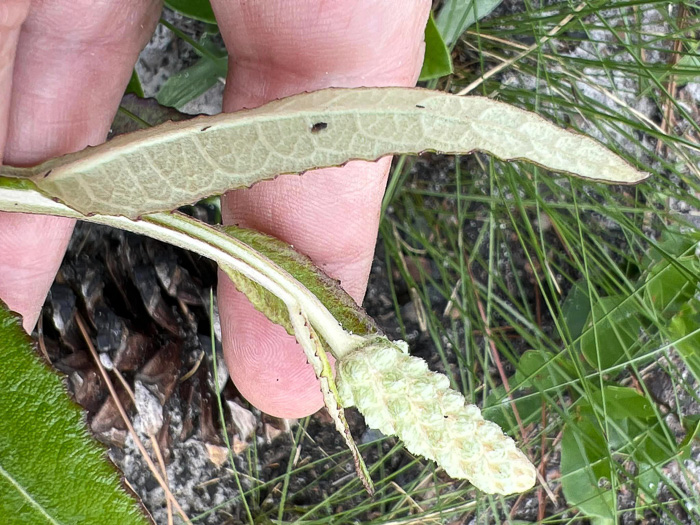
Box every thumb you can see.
[211,0,431,418]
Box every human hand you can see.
[0,0,430,418]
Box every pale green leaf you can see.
[0,301,150,525]
[0,88,649,219]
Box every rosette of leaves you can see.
[0,87,648,497]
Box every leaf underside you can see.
[1,88,648,219]
[220,225,378,337]
[0,301,150,525]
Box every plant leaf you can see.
[0,301,150,525]
[589,386,655,420]
[559,280,592,341]
[220,225,378,337]
[0,88,649,219]
[482,385,542,433]
[580,295,645,371]
[436,0,503,48]
[164,0,216,24]
[156,35,227,110]
[156,56,227,109]
[561,419,616,522]
[125,69,144,98]
[513,349,575,391]
[419,12,453,80]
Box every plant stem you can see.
[0,183,364,360]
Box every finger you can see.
[0,0,161,332]
[211,0,430,417]
[0,1,30,158]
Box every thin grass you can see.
[162,0,700,522]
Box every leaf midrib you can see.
[0,463,64,525]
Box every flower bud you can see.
[337,338,537,495]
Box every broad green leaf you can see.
[559,280,592,341]
[220,225,378,337]
[679,416,700,461]
[589,385,655,420]
[668,298,700,375]
[482,385,542,433]
[580,295,645,370]
[644,254,700,317]
[513,349,575,391]
[436,0,503,48]
[0,301,150,525]
[0,88,649,219]
[634,420,676,467]
[561,419,616,522]
[419,12,453,81]
[164,0,216,24]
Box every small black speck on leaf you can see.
[415,105,425,109]
[200,126,211,132]
[311,122,328,133]
[43,170,52,178]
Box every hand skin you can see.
[0,0,430,418]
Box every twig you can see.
[75,314,192,524]
[179,350,205,382]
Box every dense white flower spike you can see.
[336,337,537,495]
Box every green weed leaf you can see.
[589,386,655,420]
[1,88,649,218]
[561,418,615,522]
[156,56,226,109]
[0,301,150,525]
[483,385,542,433]
[645,254,700,317]
[125,69,144,98]
[560,280,592,342]
[436,0,503,48]
[513,349,575,391]
[419,13,453,80]
[156,36,227,109]
[580,295,645,370]
[164,0,216,24]
[669,299,700,375]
